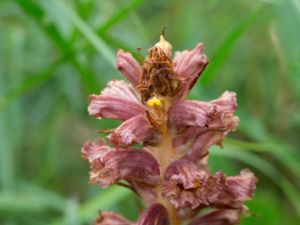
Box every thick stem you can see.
[161,199,181,225]
[153,123,181,225]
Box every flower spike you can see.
[83,35,257,225]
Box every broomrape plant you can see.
[82,35,257,225]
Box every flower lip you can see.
[109,114,158,147]
[88,80,144,121]
[82,139,160,188]
[116,49,141,87]
[163,160,257,211]
[173,43,208,99]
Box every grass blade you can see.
[200,7,267,85]
[97,0,145,35]
[52,0,115,67]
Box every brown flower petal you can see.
[189,209,240,225]
[116,49,141,87]
[163,159,257,210]
[136,203,169,225]
[173,43,208,97]
[110,114,157,147]
[94,211,132,225]
[82,140,160,188]
[88,80,144,120]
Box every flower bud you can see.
[155,35,172,57]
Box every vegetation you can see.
[0,0,300,224]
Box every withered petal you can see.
[94,211,132,225]
[110,114,157,147]
[173,43,208,97]
[88,80,144,120]
[168,100,214,128]
[163,160,257,210]
[164,159,206,189]
[81,139,111,161]
[210,91,237,112]
[170,91,239,162]
[162,159,209,209]
[189,209,240,225]
[225,169,258,204]
[82,140,160,188]
[116,49,141,87]
[207,91,239,131]
[136,203,170,225]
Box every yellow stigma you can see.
[193,180,201,188]
[147,96,162,107]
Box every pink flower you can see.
[83,35,257,225]
[95,203,169,225]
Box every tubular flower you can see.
[82,35,257,225]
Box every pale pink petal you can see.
[88,80,144,120]
[208,91,239,131]
[116,49,141,87]
[168,100,215,128]
[82,140,160,188]
[136,203,169,225]
[174,43,208,80]
[173,43,208,97]
[82,139,111,161]
[186,93,239,161]
[94,211,132,225]
[225,169,258,204]
[189,209,240,225]
[170,91,239,162]
[110,114,158,147]
[210,91,237,112]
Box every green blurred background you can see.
[1,0,300,224]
